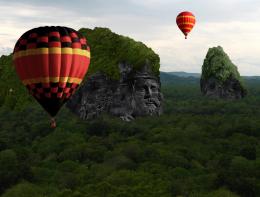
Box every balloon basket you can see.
[50,118,56,128]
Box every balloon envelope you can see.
[13,26,90,117]
[176,11,196,39]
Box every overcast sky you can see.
[1,0,260,75]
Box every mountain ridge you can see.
[161,71,260,79]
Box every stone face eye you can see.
[151,85,157,91]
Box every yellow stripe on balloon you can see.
[182,27,193,31]
[13,47,90,59]
[176,15,195,20]
[177,22,195,26]
[22,77,82,85]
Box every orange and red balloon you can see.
[176,11,196,39]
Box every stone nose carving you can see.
[144,87,152,98]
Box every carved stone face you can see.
[132,78,162,116]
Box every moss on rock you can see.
[201,46,243,84]
[79,27,160,80]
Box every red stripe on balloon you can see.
[61,36,72,42]
[15,54,50,80]
[58,82,66,88]
[60,54,72,78]
[14,58,27,81]
[49,42,61,47]
[49,53,61,78]
[177,24,194,29]
[72,43,81,49]
[49,32,60,37]
[79,56,90,79]
[70,32,78,38]
[177,18,195,24]
[80,38,86,45]
[27,43,37,49]
[69,55,90,78]
[37,36,48,42]
[57,92,62,98]
[69,54,80,78]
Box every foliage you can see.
[1,74,260,196]
[201,46,245,89]
[79,27,160,80]
[0,55,33,110]
[1,40,260,196]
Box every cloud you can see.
[145,20,260,75]
[0,2,100,52]
[1,0,260,75]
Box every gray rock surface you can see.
[67,62,163,121]
[200,76,247,99]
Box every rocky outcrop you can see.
[66,27,163,121]
[67,62,163,121]
[200,46,247,99]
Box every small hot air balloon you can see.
[13,26,91,128]
[176,11,196,39]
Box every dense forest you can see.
[0,60,259,196]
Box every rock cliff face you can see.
[67,63,163,121]
[67,27,163,121]
[200,46,247,99]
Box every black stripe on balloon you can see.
[66,83,72,87]
[69,88,75,93]
[81,44,87,49]
[36,27,49,36]
[51,93,57,98]
[35,97,68,117]
[50,82,58,87]
[58,87,63,93]
[19,45,27,50]
[44,88,51,92]
[37,42,49,48]
[49,36,60,42]
[36,83,42,88]
[61,42,72,47]
[14,42,20,48]
[28,38,37,43]
[72,37,80,43]
[59,27,70,37]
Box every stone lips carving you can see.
[66,62,163,121]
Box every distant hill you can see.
[160,72,199,85]
[161,71,260,80]
[160,71,260,87]
[166,71,201,78]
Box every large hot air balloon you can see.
[176,11,196,39]
[13,26,91,128]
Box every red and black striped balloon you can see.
[176,11,196,39]
[13,26,90,118]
